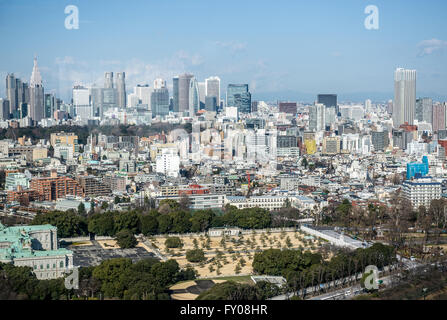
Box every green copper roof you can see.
[0,223,72,263]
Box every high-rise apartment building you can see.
[432,103,446,133]
[393,68,416,128]
[309,103,325,132]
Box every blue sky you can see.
[1,0,446,103]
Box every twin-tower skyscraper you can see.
[104,72,126,109]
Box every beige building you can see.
[323,136,341,155]
[50,132,79,153]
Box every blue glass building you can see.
[407,156,429,180]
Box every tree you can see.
[157,214,173,234]
[165,237,183,249]
[186,249,206,263]
[78,203,86,215]
[32,211,88,238]
[113,211,140,234]
[140,212,159,236]
[179,194,191,211]
[115,230,138,249]
[169,210,192,234]
[101,202,109,210]
[88,212,115,236]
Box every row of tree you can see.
[32,202,273,238]
[252,243,396,295]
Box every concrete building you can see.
[402,178,442,209]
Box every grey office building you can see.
[177,73,194,113]
[104,72,114,89]
[0,98,9,120]
[415,97,433,123]
[151,87,170,117]
[371,131,389,152]
[172,76,179,112]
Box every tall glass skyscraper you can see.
[393,68,416,128]
[151,86,170,117]
[177,73,194,114]
[115,72,126,109]
[29,57,44,122]
[227,84,251,113]
[172,76,179,112]
[189,78,200,116]
[205,76,220,107]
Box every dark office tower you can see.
[104,72,114,89]
[115,72,126,108]
[234,92,251,114]
[279,102,298,114]
[317,94,338,114]
[29,57,45,122]
[19,103,28,119]
[178,73,194,113]
[415,98,433,123]
[44,93,55,118]
[15,78,23,108]
[227,84,249,109]
[22,82,29,104]
[205,96,217,112]
[0,98,9,120]
[151,87,170,117]
[172,76,179,112]
[6,73,17,114]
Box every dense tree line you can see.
[81,258,195,300]
[0,258,196,300]
[196,280,281,300]
[0,263,68,300]
[0,123,191,145]
[31,203,273,238]
[252,243,396,295]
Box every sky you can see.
[0,0,446,103]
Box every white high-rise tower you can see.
[393,68,416,128]
[29,57,44,122]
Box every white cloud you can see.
[418,38,447,56]
[213,41,247,53]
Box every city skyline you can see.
[1,0,447,102]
